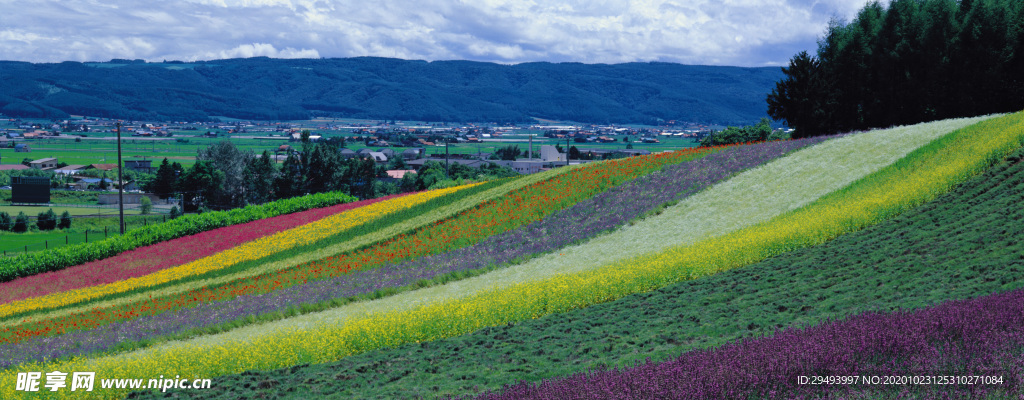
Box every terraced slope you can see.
[157,134,1024,399]
[0,193,406,304]
[1,137,827,368]
[4,113,1020,399]
[0,191,359,282]
[0,144,715,342]
[1,116,1000,400]
[0,185,480,320]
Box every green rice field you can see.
[1,132,698,169]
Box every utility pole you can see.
[445,136,450,179]
[566,136,570,167]
[116,121,125,235]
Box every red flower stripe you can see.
[0,193,412,305]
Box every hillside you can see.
[1,113,1022,399]
[0,57,783,125]
[162,143,1024,399]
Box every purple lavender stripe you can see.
[1,137,831,368]
[470,289,1024,400]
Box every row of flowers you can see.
[0,191,359,282]
[2,114,1012,399]
[0,144,717,344]
[0,138,829,366]
[0,168,569,338]
[0,185,477,319]
[0,193,413,305]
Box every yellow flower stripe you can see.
[0,184,477,319]
[6,114,1020,399]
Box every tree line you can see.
[768,0,1024,137]
[0,209,72,232]
[148,137,519,212]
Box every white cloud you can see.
[0,0,875,66]
[205,43,320,59]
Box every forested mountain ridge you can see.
[0,57,782,124]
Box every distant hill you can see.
[0,57,783,125]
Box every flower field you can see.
[0,141,728,346]
[0,184,476,319]
[0,137,828,367]
[0,191,359,282]
[143,142,1024,399]
[0,193,411,305]
[4,112,1024,399]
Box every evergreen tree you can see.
[568,146,581,160]
[36,209,57,231]
[152,158,179,199]
[58,211,72,229]
[306,143,342,194]
[13,212,28,233]
[244,151,279,204]
[178,161,224,211]
[769,0,1024,136]
[494,145,521,161]
[274,151,304,200]
[197,141,251,209]
[0,211,11,231]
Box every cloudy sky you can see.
[0,0,873,67]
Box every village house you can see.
[339,148,357,159]
[383,169,417,182]
[401,148,424,160]
[89,163,119,171]
[29,158,59,170]
[123,160,154,173]
[54,165,90,175]
[367,152,388,163]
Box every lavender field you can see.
[475,288,1024,400]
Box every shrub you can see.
[58,211,72,230]
[140,196,152,215]
[0,212,10,231]
[169,206,181,220]
[36,209,57,231]
[12,212,28,233]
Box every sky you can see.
[0,0,874,67]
